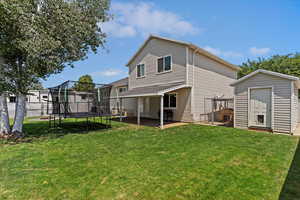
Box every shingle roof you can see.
[230,69,299,86]
[119,82,190,98]
[109,77,128,87]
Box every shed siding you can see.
[291,82,298,132]
[128,39,187,89]
[234,73,292,133]
[191,52,237,120]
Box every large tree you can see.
[29,81,44,90]
[238,53,300,78]
[0,0,110,137]
[74,75,95,91]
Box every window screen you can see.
[158,58,164,73]
[137,64,145,77]
[157,56,172,73]
[164,56,171,71]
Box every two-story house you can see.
[109,77,136,116]
[117,35,239,128]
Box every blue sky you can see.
[42,0,300,88]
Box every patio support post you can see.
[160,95,164,129]
[119,98,122,122]
[137,97,141,126]
[211,98,214,125]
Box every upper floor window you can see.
[137,64,145,78]
[118,87,127,94]
[157,55,172,73]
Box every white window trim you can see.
[157,55,172,74]
[136,63,146,78]
[118,86,127,93]
[117,86,127,97]
[164,92,177,109]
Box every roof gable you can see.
[230,69,299,86]
[126,35,239,71]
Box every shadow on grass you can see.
[111,117,176,127]
[0,119,113,145]
[279,139,300,200]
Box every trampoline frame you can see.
[47,80,113,129]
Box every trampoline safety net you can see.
[47,80,112,128]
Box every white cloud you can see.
[222,51,243,58]
[203,46,221,55]
[101,1,201,38]
[249,47,271,56]
[203,46,243,58]
[102,21,136,38]
[91,69,126,77]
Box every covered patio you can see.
[118,82,191,129]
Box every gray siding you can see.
[190,51,237,121]
[110,86,136,116]
[173,88,192,121]
[234,73,292,133]
[128,38,187,89]
[291,82,298,131]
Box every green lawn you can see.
[0,119,299,200]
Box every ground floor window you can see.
[164,93,177,109]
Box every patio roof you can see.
[119,82,191,98]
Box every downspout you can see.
[290,81,294,134]
[185,47,189,85]
[191,49,199,121]
[191,49,195,115]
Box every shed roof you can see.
[126,35,240,71]
[230,69,300,86]
[118,82,191,98]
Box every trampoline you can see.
[47,80,113,129]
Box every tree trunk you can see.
[12,93,26,137]
[0,93,11,136]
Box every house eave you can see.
[118,84,191,98]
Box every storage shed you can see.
[230,69,300,134]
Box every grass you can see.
[0,119,299,200]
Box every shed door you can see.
[249,88,272,128]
